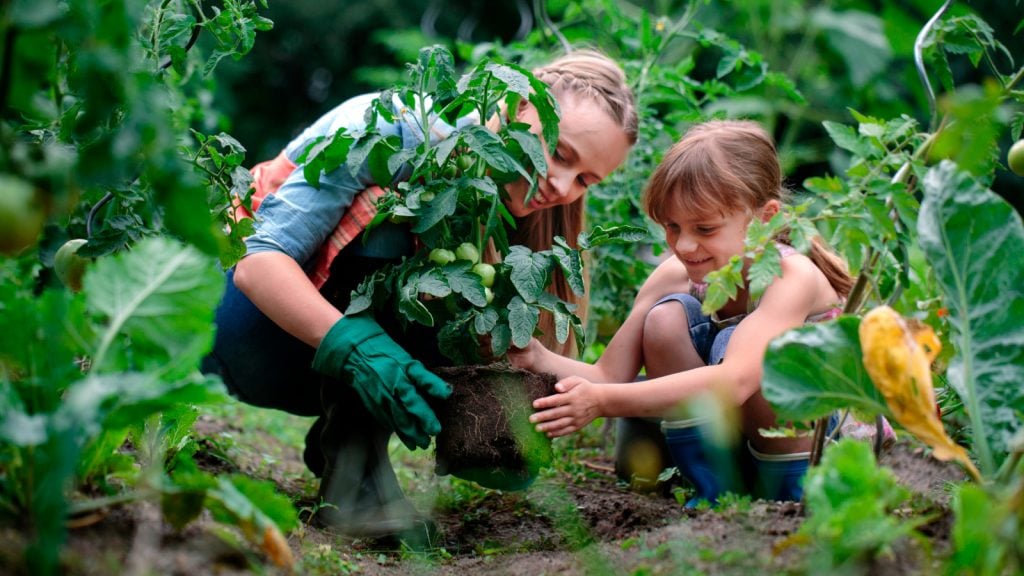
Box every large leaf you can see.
[762,317,889,421]
[918,161,1024,474]
[810,8,892,88]
[85,237,225,376]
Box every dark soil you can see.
[3,414,968,576]
[432,365,556,490]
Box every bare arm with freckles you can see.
[509,256,690,383]
[529,256,828,437]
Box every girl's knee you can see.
[643,299,689,345]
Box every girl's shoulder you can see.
[636,256,689,301]
[768,244,843,319]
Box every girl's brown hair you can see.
[643,120,853,297]
[516,50,637,356]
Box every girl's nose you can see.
[675,233,697,254]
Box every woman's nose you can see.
[546,169,574,202]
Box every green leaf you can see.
[800,439,916,568]
[762,317,890,422]
[508,125,547,178]
[918,161,1024,474]
[746,242,781,299]
[474,308,499,335]
[506,246,548,303]
[822,121,875,158]
[417,269,452,298]
[810,8,892,88]
[443,264,487,307]
[578,224,650,250]
[948,483,1007,575]
[399,283,434,327]
[491,324,512,357]
[551,238,585,296]
[507,296,539,349]
[412,183,458,233]
[0,412,48,446]
[85,238,225,376]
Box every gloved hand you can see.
[313,314,452,450]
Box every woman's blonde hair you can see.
[643,120,853,297]
[514,49,637,356]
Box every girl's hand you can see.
[529,376,603,437]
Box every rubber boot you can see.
[614,417,672,493]
[748,442,810,502]
[661,419,743,507]
[313,385,436,546]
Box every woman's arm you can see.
[531,256,823,436]
[233,251,342,348]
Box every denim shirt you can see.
[244,92,477,267]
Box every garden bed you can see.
[0,405,966,576]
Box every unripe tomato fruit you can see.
[455,242,480,263]
[1008,139,1024,176]
[55,239,89,292]
[0,175,45,255]
[456,154,474,173]
[472,262,496,287]
[484,286,494,304]
[428,248,456,266]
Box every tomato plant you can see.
[303,46,645,364]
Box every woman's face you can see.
[503,95,631,217]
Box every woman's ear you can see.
[759,199,781,223]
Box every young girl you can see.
[511,120,852,504]
[201,49,637,539]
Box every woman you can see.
[201,49,638,540]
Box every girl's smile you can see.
[661,201,779,283]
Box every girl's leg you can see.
[612,294,709,491]
[629,294,747,505]
[737,354,814,502]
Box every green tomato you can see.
[456,154,474,173]
[55,239,89,292]
[420,191,436,203]
[441,164,458,179]
[429,248,456,266]
[484,286,494,304]
[1009,139,1024,176]
[0,175,45,255]
[455,242,480,263]
[472,262,496,287]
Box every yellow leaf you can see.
[859,306,980,481]
[261,524,294,570]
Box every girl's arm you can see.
[531,256,824,437]
[510,256,691,383]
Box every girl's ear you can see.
[759,199,781,223]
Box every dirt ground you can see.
[0,412,967,576]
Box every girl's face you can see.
[503,96,631,217]
[661,200,779,284]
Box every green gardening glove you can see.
[312,314,452,450]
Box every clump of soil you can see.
[432,365,556,491]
